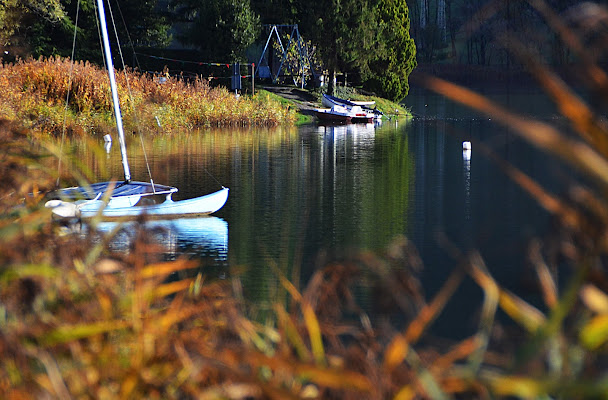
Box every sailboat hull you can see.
[47,187,229,220]
[79,187,229,219]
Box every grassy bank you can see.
[258,85,410,125]
[0,57,297,137]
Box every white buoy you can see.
[462,141,471,150]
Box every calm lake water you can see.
[78,87,568,338]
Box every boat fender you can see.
[45,200,79,218]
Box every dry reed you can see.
[0,57,296,138]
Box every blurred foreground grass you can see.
[4,2,608,399]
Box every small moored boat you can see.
[314,104,354,123]
[314,104,374,124]
[322,93,383,121]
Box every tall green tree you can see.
[250,0,298,24]
[1,0,171,60]
[171,0,260,62]
[297,0,416,101]
[299,0,363,96]
[63,0,172,59]
[364,0,417,101]
[0,0,66,54]
[109,0,172,48]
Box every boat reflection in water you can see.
[317,122,376,140]
[86,216,229,266]
[316,123,377,155]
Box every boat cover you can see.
[51,181,178,201]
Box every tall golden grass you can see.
[0,57,296,137]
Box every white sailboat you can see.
[46,0,228,220]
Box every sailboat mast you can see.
[96,0,131,182]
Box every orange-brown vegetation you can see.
[0,57,296,138]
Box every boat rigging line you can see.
[57,0,81,188]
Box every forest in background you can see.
[2,1,605,100]
[410,0,608,66]
[0,0,416,101]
